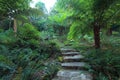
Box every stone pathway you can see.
[52,47,92,80]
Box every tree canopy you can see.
[54,0,120,48]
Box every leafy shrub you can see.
[42,61,61,80]
[40,31,55,40]
[0,45,9,55]
[0,29,16,45]
[0,23,60,80]
[16,23,41,48]
[0,28,3,32]
[0,54,14,78]
[101,35,120,49]
[18,23,40,40]
[85,49,120,80]
[39,40,60,58]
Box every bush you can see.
[0,28,3,32]
[39,40,60,58]
[0,23,60,80]
[85,49,120,80]
[0,29,17,45]
[16,23,41,48]
[18,23,40,40]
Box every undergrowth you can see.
[72,35,120,80]
[0,23,60,80]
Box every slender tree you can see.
[0,0,31,32]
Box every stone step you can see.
[61,62,88,70]
[62,52,80,56]
[61,48,76,52]
[63,55,84,60]
[57,70,92,80]
[63,55,85,62]
[52,77,58,80]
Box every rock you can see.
[62,52,80,56]
[63,55,84,60]
[61,62,87,68]
[57,70,92,80]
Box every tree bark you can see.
[106,28,112,36]
[93,22,100,49]
[13,19,17,32]
[13,19,17,36]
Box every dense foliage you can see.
[71,35,120,80]
[0,23,60,80]
[0,0,120,80]
[55,0,120,48]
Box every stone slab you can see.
[61,62,86,67]
[57,70,92,80]
[63,55,84,60]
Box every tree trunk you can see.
[13,19,17,36]
[93,22,100,49]
[106,28,112,36]
[13,19,17,32]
